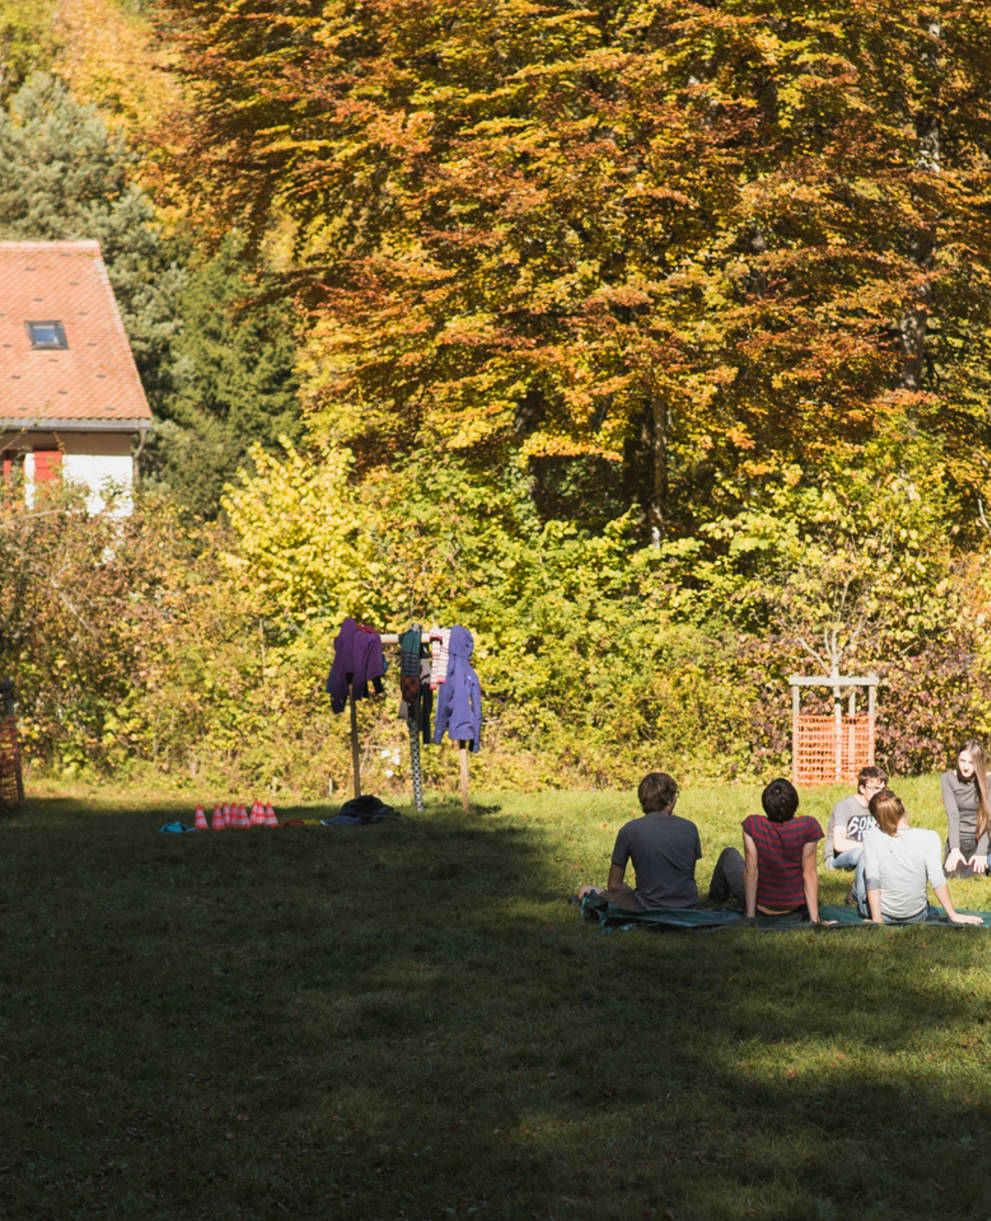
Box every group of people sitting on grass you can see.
[578,740,991,926]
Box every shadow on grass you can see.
[1,796,990,1219]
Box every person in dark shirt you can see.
[577,772,702,909]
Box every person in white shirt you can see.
[855,789,982,925]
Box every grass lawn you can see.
[2,774,990,1219]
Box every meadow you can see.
[2,775,990,1220]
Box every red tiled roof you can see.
[0,240,151,430]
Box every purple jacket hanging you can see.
[432,625,482,752]
[326,617,386,713]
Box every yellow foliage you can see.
[54,0,187,205]
[221,443,380,626]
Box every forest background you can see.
[4,0,991,798]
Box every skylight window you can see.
[26,321,67,349]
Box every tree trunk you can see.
[900,18,941,395]
[648,394,669,543]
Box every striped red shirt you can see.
[743,814,823,908]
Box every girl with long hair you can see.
[941,740,990,878]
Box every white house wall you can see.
[62,452,135,515]
[19,436,137,515]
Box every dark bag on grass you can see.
[338,795,400,823]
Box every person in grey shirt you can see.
[941,739,990,878]
[577,772,701,909]
[823,765,887,870]
[855,789,981,925]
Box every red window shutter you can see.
[33,450,62,482]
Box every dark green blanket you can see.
[579,893,991,932]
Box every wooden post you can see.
[847,689,856,781]
[831,667,842,783]
[459,743,469,814]
[349,686,361,798]
[868,680,876,765]
[791,682,800,785]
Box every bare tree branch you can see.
[977,498,991,540]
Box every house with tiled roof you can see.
[0,240,151,514]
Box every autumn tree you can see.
[130,0,991,779]
[153,0,991,543]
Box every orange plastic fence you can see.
[794,714,875,786]
[0,717,23,806]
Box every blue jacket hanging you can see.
[432,624,482,752]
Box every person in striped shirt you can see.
[708,778,825,922]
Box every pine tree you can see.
[146,232,301,518]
